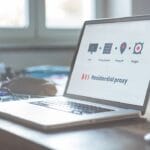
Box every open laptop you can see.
[0,15,149,131]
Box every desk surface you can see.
[0,117,150,150]
[0,101,150,150]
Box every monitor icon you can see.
[88,43,98,54]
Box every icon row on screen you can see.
[88,42,143,55]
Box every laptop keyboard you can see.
[30,100,112,115]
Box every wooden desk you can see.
[0,101,150,150]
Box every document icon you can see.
[103,43,113,54]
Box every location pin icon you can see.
[120,42,127,54]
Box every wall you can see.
[0,48,75,70]
[132,0,150,15]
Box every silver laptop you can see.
[0,15,150,131]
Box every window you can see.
[39,0,96,46]
[0,0,28,27]
[0,0,33,41]
[45,0,94,28]
[0,0,132,47]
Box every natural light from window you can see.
[45,0,95,28]
[0,0,28,28]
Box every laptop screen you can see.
[66,19,150,106]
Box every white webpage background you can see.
[67,21,150,106]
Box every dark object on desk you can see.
[2,77,57,96]
[0,67,17,81]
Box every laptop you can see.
[0,15,149,131]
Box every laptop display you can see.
[67,20,150,106]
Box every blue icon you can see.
[103,43,113,54]
[88,43,98,54]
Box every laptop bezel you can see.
[64,15,150,115]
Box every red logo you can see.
[81,73,90,80]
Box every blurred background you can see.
[0,0,150,70]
